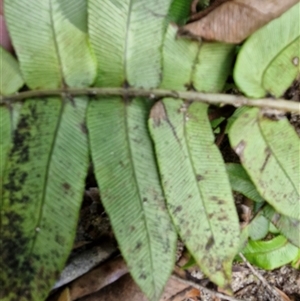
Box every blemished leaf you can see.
[149,99,240,291]
[4,0,96,89]
[0,97,89,301]
[88,0,173,88]
[179,0,298,44]
[229,108,300,220]
[226,163,265,203]
[234,2,300,97]
[242,236,299,270]
[0,47,24,95]
[263,205,300,248]
[87,97,177,301]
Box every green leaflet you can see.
[0,47,24,95]
[0,107,11,213]
[87,98,176,301]
[226,163,265,203]
[229,108,300,220]
[234,3,300,97]
[242,236,299,270]
[247,214,269,241]
[4,0,96,89]
[167,0,193,25]
[149,99,240,291]
[88,0,173,88]
[0,97,89,301]
[161,25,235,92]
[263,205,300,248]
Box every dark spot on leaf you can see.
[208,213,214,219]
[62,182,71,190]
[218,199,225,205]
[210,196,218,201]
[196,174,204,181]
[174,205,182,214]
[205,236,215,251]
[143,198,147,203]
[80,122,88,134]
[55,234,65,246]
[139,272,147,280]
[129,226,135,232]
[260,147,271,172]
[135,241,142,250]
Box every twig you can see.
[238,253,284,301]
[171,274,244,301]
[1,87,299,113]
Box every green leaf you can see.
[161,25,235,92]
[167,0,193,25]
[242,236,299,270]
[5,0,96,89]
[234,3,300,97]
[229,108,300,220]
[248,214,269,241]
[0,107,11,208]
[263,205,300,248]
[226,163,265,203]
[0,47,24,95]
[192,42,235,92]
[0,97,89,301]
[87,97,176,301]
[88,0,173,88]
[149,99,240,291]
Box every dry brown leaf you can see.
[274,287,292,301]
[77,274,148,301]
[179,0,299,43]
[58,288,71,301]
[69,256,128,300]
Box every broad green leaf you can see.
[161,25,235,92]
[263,205,300,248]
[242,236,299,270]
[192,43,235,92]
[248,214,269,241]
[87,98,176,301]
[234,3,300,97]
[161,24,200,90]
[226,163,264,203]
[229,108,300,220]
[167,0,193,25]
[0,97,89,301]
[0,47,24,95]
[149,99,240,291]
[88,0,173,88]
[5,0,96,89]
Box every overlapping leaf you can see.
[226,163,265,203]
[149,99,240,290]
[4,0,96,88]
[87,98,176,301]
[263,206,300,248]
[161,24,235,92]
[234,3,300,97]
[242,236,299,270]
[229,108,300,220]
